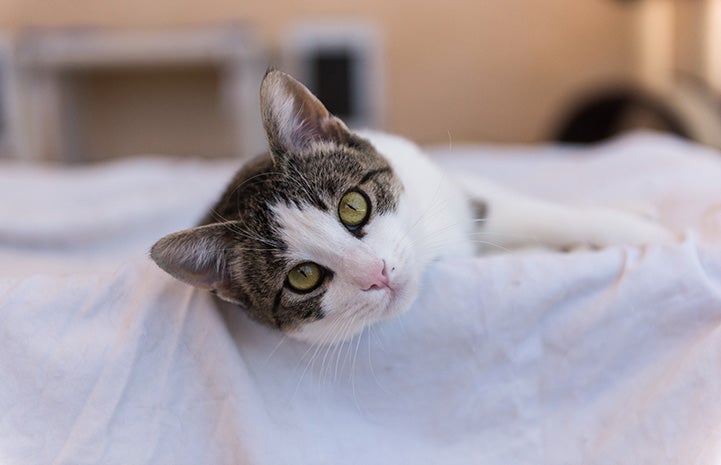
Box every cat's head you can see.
[151,70,420,343]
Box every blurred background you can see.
[0,0,720,163]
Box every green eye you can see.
[287,262,324,292]
[338,190,370,229]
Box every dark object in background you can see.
[554,89,690,144]
[311,51,354,120]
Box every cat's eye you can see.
[287,262,324,293]
[338,190,370,229]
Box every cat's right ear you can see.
[260,69,353,156]
[150,223,234,291]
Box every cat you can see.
[150,70,675,344]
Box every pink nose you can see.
[360,260,389,291]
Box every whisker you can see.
[335,313,360,382]
[366,326,391,394]
[351,324,366,414]
[262,334,288,366]
[319,317,348,386]
[293,335,328,399]
[468,240,512,253]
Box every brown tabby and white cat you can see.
[151,70,674,344]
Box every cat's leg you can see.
[455,174,677,252]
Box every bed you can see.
[1,132,720,464]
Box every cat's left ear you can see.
[260,69,354,155]
[150,223,235,292]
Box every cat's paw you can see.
[608,201,662,221]
[580,207,678,249]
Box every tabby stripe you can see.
[360,167,391,185]
[271,289,283,329]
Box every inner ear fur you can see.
[260,69,355,155]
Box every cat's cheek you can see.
[387,267,421,318]
[288,280,407,344]
[291,294,375,344]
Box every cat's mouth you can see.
[376,273,418,318]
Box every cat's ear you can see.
[150,223,234,291]
[260,69,353,155]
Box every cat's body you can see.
[151,70,675,344]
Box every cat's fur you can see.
[151,70,675,344]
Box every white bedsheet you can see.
[1,132,720,464]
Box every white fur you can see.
[272,130,676,343]
[272,200,419,343]
[356,130,477,260]
[270,131,485,343]
[362,130,675,252]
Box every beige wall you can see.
[0,0,638,145]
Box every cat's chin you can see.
[288,273,420,345]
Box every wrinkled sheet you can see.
[1,132,720,465]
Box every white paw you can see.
[582,207,678,248]
[608,201,661,221]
